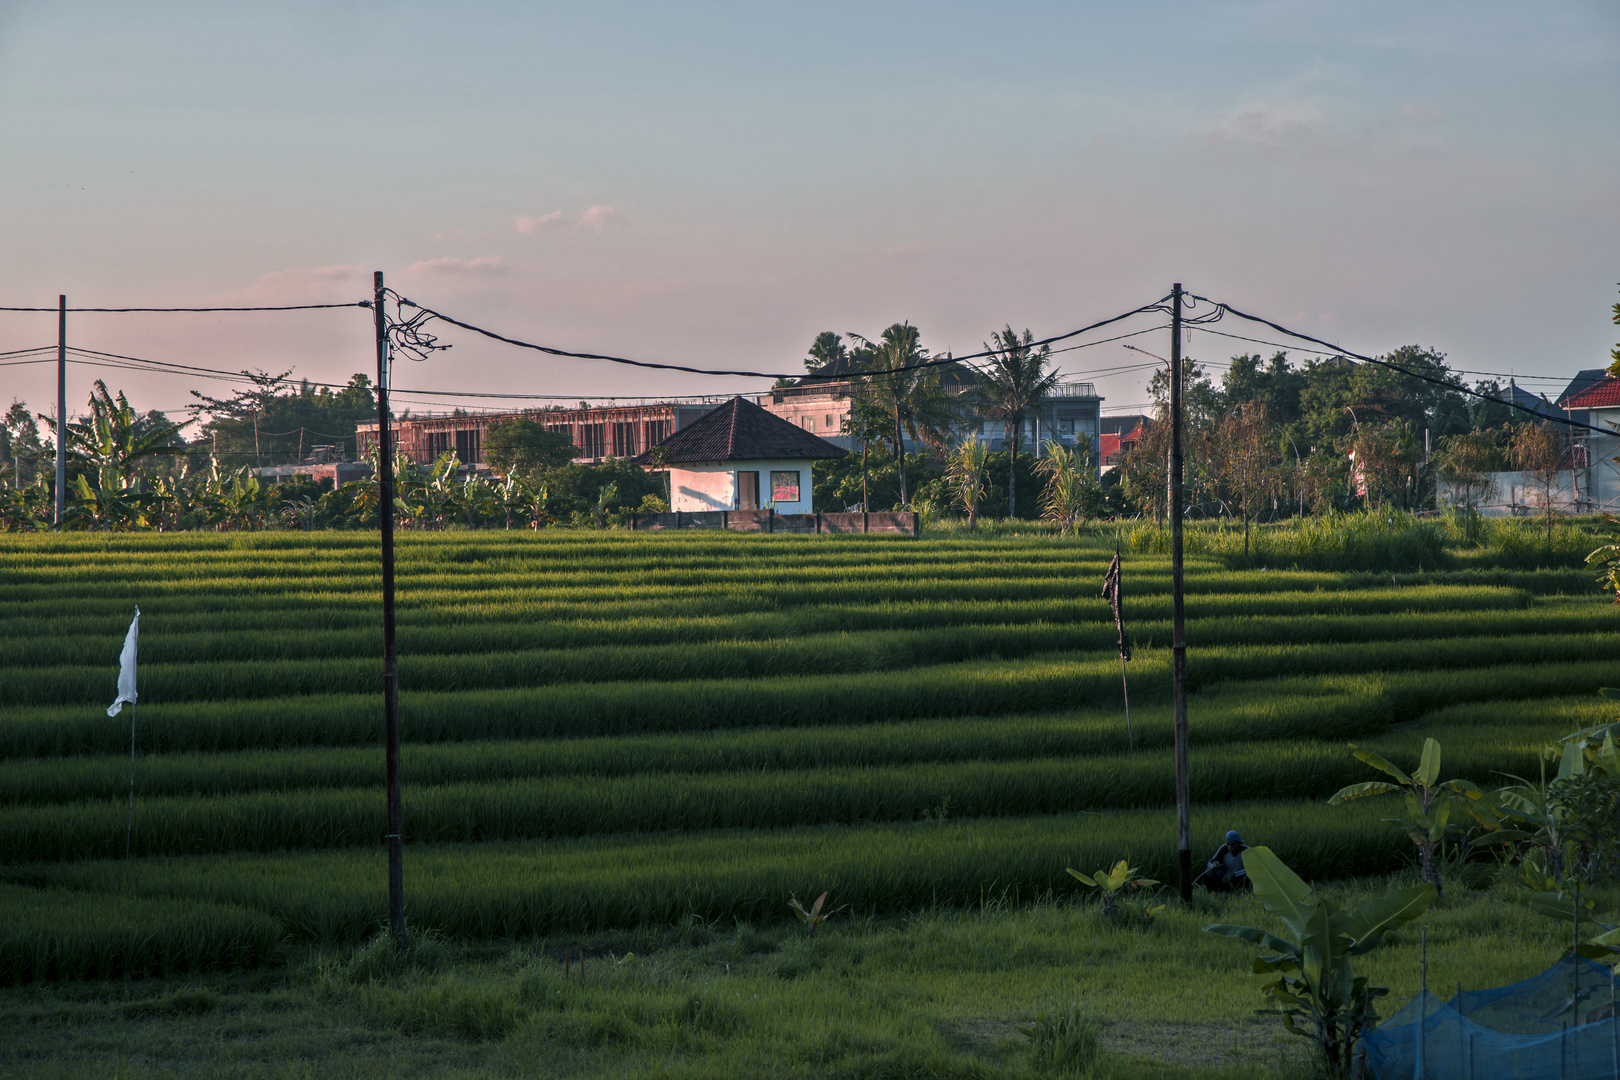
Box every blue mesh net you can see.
[1363,957,1620,1079]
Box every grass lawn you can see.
[0,870,1595,1080]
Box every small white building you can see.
[635,396,846,513]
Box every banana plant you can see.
[494,476,522,530]
[1497,740,1586,887]
[415,451,461,530]
[67,467,152,530]
[1328,738,1504,894]
[519,478,551,531]
[458,473,495,528]
[593,481,618,529]
[787,891,846,939]
[0,479,51,531]
[1067,859,1161,920]
[1205,846,1436,1077]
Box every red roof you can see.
[1562,377,1620,410]
[634,396,846,465]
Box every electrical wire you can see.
[0,302,369,313]
[1188,326,1576,385]
[1190,294,1613,435]
[390,291,1175,380]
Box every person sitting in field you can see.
[1200,831,1249,892]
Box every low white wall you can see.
[1438,471,1582,517]
[668,460,816,513]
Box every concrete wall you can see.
[667,460,816,513]
[630,511,919,535]
[1438,471,1583,517]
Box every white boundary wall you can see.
[666,459,816,513]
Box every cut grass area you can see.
[0,872,1596,1079]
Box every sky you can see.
[1,0,1616,428]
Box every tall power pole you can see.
[374,271,405,943]
[55,295,66,526]
[1169,283,1191,902]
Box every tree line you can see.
[0,320,1598,533]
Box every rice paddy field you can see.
[0,528,1612,1078]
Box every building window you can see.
[825,414,833,428]
[806,417,816,432]
[644,418,670,447]
[611,421,637,457]
[581,424,606,458]
[426,431,451,457]
[1058,418,1074,434]
[456,429,479,464]
[770,470,801,504]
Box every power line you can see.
[0,302,369,313]
[390,290,1175,380]
[1188,326,1576,385]
[1191,294,1613,435]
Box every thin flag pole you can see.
[1101,543,1133,751]
[1119,654,1132,751]
[126,702,136,859]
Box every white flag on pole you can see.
[107,606,140,717]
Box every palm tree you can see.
[976,327,1061,518]
[848,324,961,507]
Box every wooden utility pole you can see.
[55,295,66,526]
[374,271,406,943]
[1169,283,1191,902]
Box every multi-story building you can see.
[354,399,728,468]
[765,362,1105,473]
[349,371,1105,475]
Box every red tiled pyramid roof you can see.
[634,396,847,465]
[1563,376,1620,410]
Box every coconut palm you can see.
[848,323,961,507]
[975,327,1061,518]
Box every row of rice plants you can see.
[0,541,1116,585]
[1,583,1538,670]
[8,799,1402,941]
[7,679,1572,809]
[0,685,1372,804]
[0,727,1548,863]
[6,644,1615,761]
[0,883,281,985]
[8,604,1610,709]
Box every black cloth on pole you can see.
[1101,552,1131,661]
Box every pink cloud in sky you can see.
[515,206,625,234]
[228,264,364,303]
[515,211,567,234]
[403,256,509,277]
[579,205,624,231]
